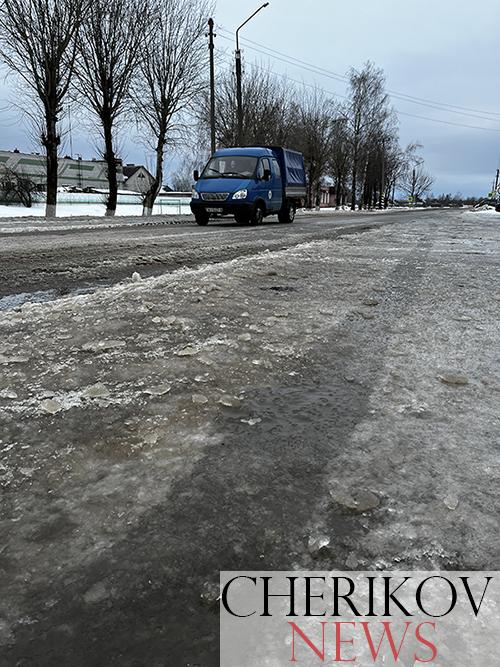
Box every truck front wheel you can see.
[249,202,265,225]
[234,212,249,224]
[195,210,209,226]
[278,201,296,224]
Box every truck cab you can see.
[190,146,306,226]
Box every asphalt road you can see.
[0,208,499,664]
[0,209,427,301]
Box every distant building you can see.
[123,164,154,193]
[319,185,337,208]
[0,149,124,190]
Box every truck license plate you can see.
[206,207,223,213]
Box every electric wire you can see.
[217,27,500,121]
[216,54,500,133]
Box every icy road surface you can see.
[0,208,424,301]
[0,209,499,664]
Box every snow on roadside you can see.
[0,200,191,220]
[0,211,193,234]
[463,206,499,223]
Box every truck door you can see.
[256,157,272,208]
[256,157,283,213]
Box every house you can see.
[319,185,337,208]
[123,164,154,193]
[0,149,124,190]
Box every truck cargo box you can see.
[268,147,307,198]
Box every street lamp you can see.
[235,2,269,145]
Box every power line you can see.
[395,109,500,133]
[217,52,348,99]
[218,26,500,120]
[216,52,500,134]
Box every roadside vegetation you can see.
[0,0,433,217]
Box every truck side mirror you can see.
[263,168,272,181]
[193,169,199,182]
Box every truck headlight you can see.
[191,188,200,199]
[232,189,248,200]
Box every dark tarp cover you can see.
[282,149,306,187]
[269,147,306,187]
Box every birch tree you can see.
[342,62,391,210]
[0,0,87,217]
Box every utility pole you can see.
[208,18,216,154]
[235,48,243,145]
[235,3,269,145]
[495,168,499,193]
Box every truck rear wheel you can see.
[279,201,296,223]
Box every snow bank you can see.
[0,196,191,219]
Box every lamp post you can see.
[208,18,216,154]
[235,2,269,145]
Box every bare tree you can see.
[380,138,407,208]
[170,163,195,192]
[290,88,335,208]
[74,0,150,216]
[132,0,210,216]
[400,164,434,204]
[341,62,392,210]
[327,116,352,209]
[210,64,295,148]
[0,165,40,207]
[360,114,398,210]
[0,0,87,216]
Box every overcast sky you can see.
[1,0,499,195]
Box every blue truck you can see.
[190,146,306,226]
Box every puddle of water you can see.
[0,290,58,311]
[0,285,107,312]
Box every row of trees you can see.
[205,61,434,209]
[0,0,433,217]
[0,0,210,216]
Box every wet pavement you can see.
[0,209,499,664]
[0,209,419,301]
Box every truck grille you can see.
[201,192,229,201]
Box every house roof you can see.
[123,165,141,178]
[123,164,154,179]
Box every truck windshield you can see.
[201,156,258,179]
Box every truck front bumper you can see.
[190,200,249,217]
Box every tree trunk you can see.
[350,149,357,211]
[306,166,314,209]
[335,170,342,210]
[103,120,118,217]
[142,137,165,216]
[43,107,59,218]
[378,158,385,209]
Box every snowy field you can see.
[0,192,192,219]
